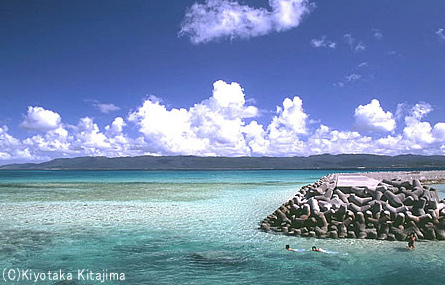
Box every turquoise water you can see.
[1,170,444,284]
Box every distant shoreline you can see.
[1,167,445,174]
[1,154,445,171]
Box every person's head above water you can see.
[285,245,290,249]
[312,246,317,251]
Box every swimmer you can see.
[406,233,415,250]
[312,246,327,253]
[285,245,298,252]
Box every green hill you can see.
[1,154,445,170]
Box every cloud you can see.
[403,120,434,147]
[333,82,345,88]
[95,103,120,114]
[20,115,139,161]
[128,80,258,156]
[2,81,445,164]
[386,50,402,58]
[436,28,445,41]
[179,0,313,44]
[337,75,361,86]
[70,117,140,157]
[265,96,309,156]
[105,117,126,136]
[373,29,383,40]
[268,96,308,137]
[344,33,354,46]
[20,106,61,132]
[336,68,370,88]
[354,42,366,52]
[0,125,24,160]
[345,73,362,82]
[74,117,110,150]
[354,99,396,133]
[128,98,204,155]
[85,99,121,114]
[306,125,372,155]
[243,121,270,155]
[311,36,336,49]
[23,126,72,155]
[343,33,366,52]
[433,123,445,141]
[402,102,435,145]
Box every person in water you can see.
[406,233,415,250]
[312,246,326,253]
[285,245,298,252]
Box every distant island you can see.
[1,154,445,170]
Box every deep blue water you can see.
[0,170,444,284]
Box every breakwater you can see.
[261,171,445,241]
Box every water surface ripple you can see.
[1,170,444,284]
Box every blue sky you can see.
[1,0,445,163]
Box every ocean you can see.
[0,170,444,284]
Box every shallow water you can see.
[0,170,444,284]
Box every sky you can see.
[1,0,445,164]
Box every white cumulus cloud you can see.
[128,80,257,156]
[307,125,372,155]
[265,96,309,156]
[0,125,24,160]
[2,81,445,164]
[433,122,445,141]
[20,106,61,132]
[180,0,313,44]
[23,126,71,154]
[105,117,126,136]
[268,96,308,136]
[354,99,396,133]
[402,103,435,146]
[128,98,204,155]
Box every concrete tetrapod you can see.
[261,173,445,241]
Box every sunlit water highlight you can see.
[1,170,444,284]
